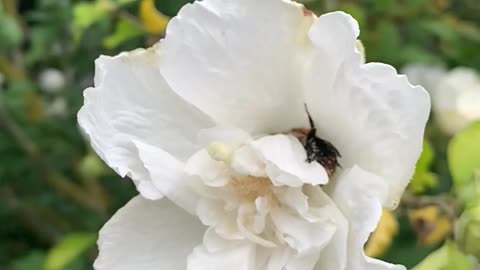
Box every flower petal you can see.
[94,196,205,270]
[329,166,405,270]
[188,241,257,270]
[160,0,315,134]
[134,140,200,214]
[305,12,430,208]
[252,135,329,186]
[78,47,214,199]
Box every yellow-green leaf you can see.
[44,233,97,270]
[448,122,480,194]
[412,241,473,270]
[409,140,438,194]
[103,19,143,49]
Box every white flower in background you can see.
[78,0,430,269]
[434,68,480,135]
[402,64,480,135]
[46,97,68,118]
[401,64,446,94]
[38,68,66,93]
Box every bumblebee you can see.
[292,106,341,177]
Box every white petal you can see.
[95,196,205,270]
[270,207,336,254]
[252,135,329,186]
[188,242,256,270]
[160,0,315,134]
[134,140,200,214]
[78,47,214,199]
[305,12,430,208]
[231,144,267,178]
[197,126,252,149]
[329,166,405,270]
[185,149,232,187]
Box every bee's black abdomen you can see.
[304,128,341,177]
[299,105,342,177]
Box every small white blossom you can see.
[46,97,68,118]
[434,68,480,135]
[38,68,66,93]
[78,0,430,269]
[401,64,446,93]
[402,64,480,135]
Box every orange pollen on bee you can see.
[229,175,275,202]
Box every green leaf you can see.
[72,1,114,42]
[116,0,136,5]
[412,241,473,270]
[10,251,45,270]
[103,19,143,49]
[44,233,97,270]
[448,122,480,195]
[410,140,438,193]
[0,16,23,50]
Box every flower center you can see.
[229,175,274,202]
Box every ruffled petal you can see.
[134,140,200,214]
[94,196,205,270]
[252,135,329,186]
[305,12,430,208]
[188,241,257,270]
[329,166,405,270]
[78,47,214,199]
[160,0,316,134]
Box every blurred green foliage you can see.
[0,0,479,269]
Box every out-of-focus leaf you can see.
[116,0,136,6]
[0,16,22,50]
[73,1,113,42]
[140,0,170,35]
[409,140,438,194]
[456,204,480,261]
[448,122,480,197]
[412,241,473,270]
[103,19,143,49]
[44,233,97,270]
[73,2,112,29]
[155,0,193,17]
[372,0,397,13]
[9,251,45,270]
[420,19,459,42]
[25,27,56,64]
[79,152,112,178]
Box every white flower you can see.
[401,64,446,94]
[434,68,480,135]
[45,97,68,118]
[38,68,66,93]
[402,64,480,135]
[78,0,430,269]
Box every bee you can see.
[292,105,342,177]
